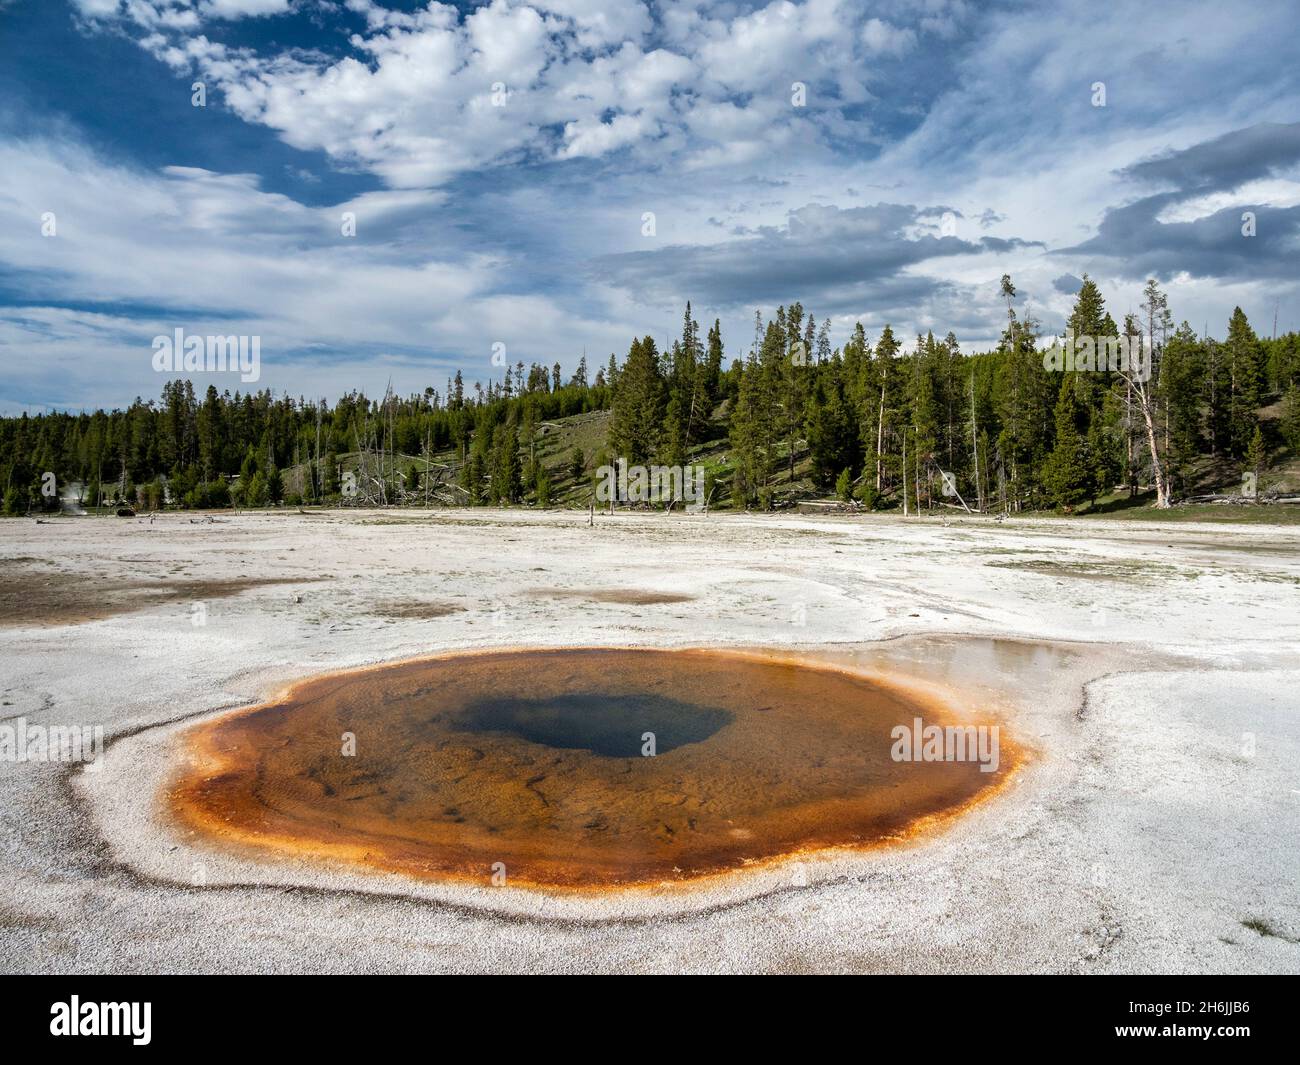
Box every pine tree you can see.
[1067,274,1110,339]
[701,319,723,416]
[843,322,868,406]
[729,319,784,497]
[1065,274,1118,433]
[1160,323,1205,497]
[1281,383,1300,452]
[861,324,901,496]
[488,423,520,504]
[608,336,665,464]
[910,332,942,506]
[661,304,701,467]
[1244,425,1266,486]
[265,462,283,504]
[1224,306,1264,456]
[1270,332,1300,392]
[728,354,763,503]
[805,363,857,489]
[1043,377,1093,510]
[835,467,853,502]
[780,303,808,479]
[995,283,1048,509]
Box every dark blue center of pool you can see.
[453,693,733,756]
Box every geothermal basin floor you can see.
[1,508,1298,973]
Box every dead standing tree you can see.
[348,400,390,506]
[1117,358,1171,507]
[1115,287,1172,509]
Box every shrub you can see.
[835,468,853,502]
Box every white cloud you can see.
[560,112,652,159]
[203,0,292,18]
[530,0,651,48]
[77,0,922,189]
[21,0,1300,406]
[860,17,915,56]
[0,138,632,409]
[73,0,292,21]
[70,0,126,16]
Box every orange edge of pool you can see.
[165,645,1031,896]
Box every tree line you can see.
[611,280,1299,512]
[3,276,1298,515]
[0,359,609,513]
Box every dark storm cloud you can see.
[1053,273,1083,294]
[1121,122,1300,193]
[1061,121,1300,282]
[595,203,1042,316]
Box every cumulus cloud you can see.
[68,0,942,190]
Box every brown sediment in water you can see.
[0,568,323,627]
[534,588,696,605]
[169,648,1021,891]
[372,599,465,620]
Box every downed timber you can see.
[795,500,862,515]
[1177,494,1300,505]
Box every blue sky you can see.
[2,0,1299,412]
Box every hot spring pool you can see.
[170,648,1018,890]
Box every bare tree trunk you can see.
[902,429,909,517]
[915,437,922,513]
[875,382,885,493]
[1204,335,1217,455]
[1125,381,1135,498]
[1124,373,1171,508]
[969,372,982,511]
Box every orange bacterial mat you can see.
[170,648,1018,890]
